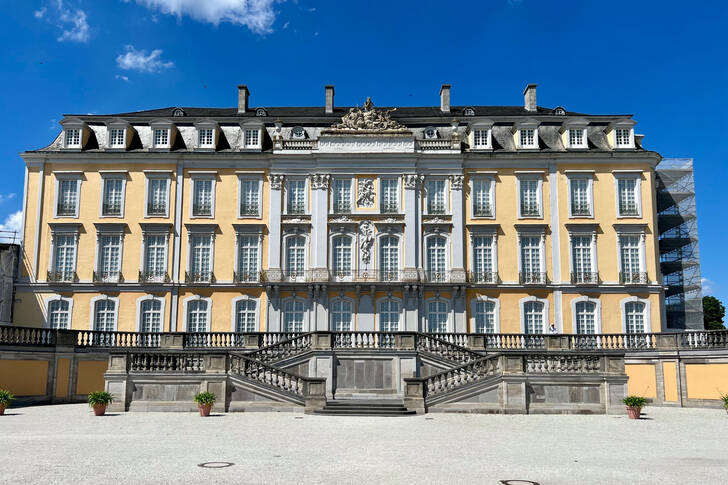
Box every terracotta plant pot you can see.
[626,406,642,419]
[198,404,212,417]
[93,404,107,416]
[0,404,6,416]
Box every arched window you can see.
[378,298,400,332]
[574,301,596,334]
[332,235,352,278]
[93,299,116,332]
[523,301,544,334]
[186,300,209,333]
[331,299,353,331]
[283,299,305,332]
[427,300,449,333]
[285,236,306,278]
[139,299,162,333]
[379,235,399,281]
[235,299,257,333]
[463,107,476,116]
[625,301,645,333]
[426,236,447,281]
[473,300,496,333]
[48,299,71,329]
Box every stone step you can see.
[314,400,416,416]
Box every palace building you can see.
[14,83,666,336]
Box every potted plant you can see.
[0,389,14,416]
[623,395,647,419]
[87,391,113,416]
[720,392,728,414]
[194,391,216,417]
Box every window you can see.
[110,129,125,148]
[378,299,400,332]
[472,129,490,149]
[286,179,306,214]
[472,236,495,283]
[380,178,399,213]
[379,236,399,281]
[473,300,496,333]
[331,299,353,331]
[619,235,643,283]
[97,235,122,282]
[624,301,645,333]
[617,176,640,217]
[146,178,169,217]
[575,301,596,334]
[51,234,77,282]
[142,234,168,282]
[523,301,544,334]
[189,234,213,282]
[56,178,80,217]
[285,236,306,279]
[332,235,352,278]
[198,128,214,148]
[244,129,260,148]
[235,299,257,332]
[186,299,209,333]
[283,299,305,332]
[239,178,260,217]
[291,127,306,139]
[101,178,124,217]
[519,128,536,148]
[153,129,169,148]
[615,128,632,147]
[236,235,259,282]
[518,178,541,217]
[65,129,80,147]
[568,129,586,148]
[93,299,116,332]
[427,300,448,333]
[571,235,594,284]
[426,236,447,282]
[192,178,214,217]
[48,299,71,329]
[463,107,475,116]
[139,299,163,333]
[520,235,543,284]
[332,178,352,213]
[426,179,447,214]
[569,177,591,217]
[472,178,493,217]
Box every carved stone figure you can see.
[357,178,375,208]
[270,174,284,190]
[449,174,465,190]
[403,174,422,189]
[310,174,330,190]
[359,220,374,265]
[331,98,407,131]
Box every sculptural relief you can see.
[357,178,375,208]
[359,220,374,265]
[331,98,407,132]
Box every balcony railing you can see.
[332,202,352,214]
[192,203,212,217]
[520,203,540,217]
[102,203,122,216]
[418,139,453,151]
[473,205,493,217]
[147,203,167,216]
[138,270,169,283]
[423,270,450,283]
[571,272,599,285]
[185,271,214,284]
[93,270,122,283]
[234,270,261,283]
[468,271,498,284]
[56,203,76,216]
[281,139,317,150]
[380,202,399,214]
[47,270,77,283]
[281,269,314,282]
[571,203,591,216]
[520,272,547,284]
[620,271,648,285]
[286,203,306,215]
[239,205,260,217]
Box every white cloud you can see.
[131,0,278,34]
[702,277,714,295]
[0,211,23,243]
[34,7,47,19]
[0,194,17,204]
[307,7,316,12]
[115,74,130,82]
[116,45,174,73]
[35,1,90,43]
[282,21,289,29]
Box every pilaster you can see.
[267,175,284,273]
[402,174,420,279]
[310,174,330,273]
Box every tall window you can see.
[147,178,168,216]
[235,299,257,332]
[472,178,493,217]
[186,300,209,333]
[380,178,398,213]
[617,177,639,216]
[143,234,167,281]
[332,235,352,278]
[110,129,125,147]
[283,299,305,332]
[102,178,124,216]
[331,299,353,331]
[426,179,446,214]
[520,236,542,281]
[192,179,213,217]
[615,128,632,147]
[427,300,448,333]
[57,179,79,216]
[620,235,642,282]
[285,236,306,278]
[98,235,122,282]
[568,129,585,148]
[332,179,352,213]
[52,234,77,281]
[287,179,306,214]
[244,129,259,148]
[569,178,591,216]
[426,236,447,281]
[189,234,213,281]
[65,129,80,147]
[239,179,260,216]
[519,178,540,217]
[523,301,544,334]
[237,235,259,282]
[378,299,400,332]
[198,128,214,147]
[379,236,399,281]
[571,235,593,283]
[48,299,71,329]
[139,299,162,332]
[520,128,536,148]
[472,236,494,283]
[93,299,116,332]
[575,301,596,334]
[624,301,645,333]
[473,129,490,149]
[473,300,496,333]
[153,128,169,147]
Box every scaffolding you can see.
[656,158,704,329]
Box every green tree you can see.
[703,296,726,330]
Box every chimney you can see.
[237,84,249,114]
[524,83,537,112]
[325,85,335,114]
[440,84,451,113]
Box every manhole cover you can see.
[198,462,234,469]
[500,481,541,485]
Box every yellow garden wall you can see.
[625,364,657,398]
[0,359,48,396]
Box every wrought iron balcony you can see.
[147,203,167,216]
[138,270,170,283]
[102,203,122,216]
[93,270,122,283]
[185,271,214,284]
[571,272,599,285]
[280,269,314,282]
[47,270,77,283]
[520,272,547,284]
[520,203,540,217]
[330,268,353,281]
[286,203,306,215]
[468,271,498,284]
[192,203,212,217]
[239,204,260,217]
[620,271,648,285]
[56,203,76,216]
[234,270,261,283]
[423,270,450,283]
[571,203,591,216]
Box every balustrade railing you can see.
[129,352,205,372]
[468,271,498,284]
[246,333,310,362]
[571,272,599,285]
[418,139,453,151]
[569,333,656,350]
[234,270,261,283]
[47,270,77,283]
[519,272,547,285]
[485,333,546,350]
[620,271,648,285]
[424,354,501,397]
[280,139,317,151]
[185,271,215,284]
[93,270,122,283]
[332,332,396,349]
[0,326,56,346]
[525,354,601,373]
[229,354,305,397]
[76,330,161,348]
[138,270,169,283]
[679,330,728,349]
[416,333,482,364]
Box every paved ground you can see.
[1,404,727,484]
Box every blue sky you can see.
[1,0,727,305]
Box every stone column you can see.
[310,174,330,281]
[402,174,420,282]
[449,175,466,283]
[267,175,284,281]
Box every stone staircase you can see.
[313,399,417,417]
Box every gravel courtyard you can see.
[1,404,726,484]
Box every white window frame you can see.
[329,297,355,332]
[377,231,402,280]
[99,173,127,218]
[186,227,216,283]
[330,177,354,214]
[282,232,309,281]
[571,296,602,334]
[470,296,500,333]
[423,232,450,282]
[93,225,125,283]
[515,121,540,149]
[519,296,550,333]
[329,230,355,281]
[89,295,119,331]
[567,229,598,283]
[190,175,216,219]
[614,172,642,218]
[516,228,546,283]
[379,177,400,213]
[195,122,217,150]
[614,127,635,149]
[233,226,263,283]
[615,226,647,284]
[108,126,127,149]
[135,295,166,332]
[150,123,172,150]
[183,295,213,333]
[240,122,263,150]
[425,297,451,333]
[48,224,80,282]
[53,173,82,218]
[284,177,309,215]
[470,230,498,283]
[376,296,402,332]
[238,175,263,218]
[143,173,171,218]
[64,128,82,149]
[566,174,593,218]
[516,175,543,219]
[566,127,588,149]
[470,122,493,150]
[424,177,449,215]
[139,226,170,283]
[470,176,495,219]
[620,296,652,333]
[44,295,74,329]
[231,295,260,333]
[281,296,308,333]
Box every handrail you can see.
[423,353,502,397]
[229,352,309,398]
[416,333,483,364]
[332,331,397,349]
[245,333,311,363]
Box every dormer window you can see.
[554,107,566,116]
[520,129,535,147]
[514,120,539,150]
[110,129,126,148]
[256,108,267,117]
[153,129,169,148]
[244,129,259,147]
[291,127,306,139]
[424,127,438,140]
[608,120,636,149]
[615,128,632,147]
[473,129,491,149]
[65,129,80,148]
[240,122,263,150]
[199,129,214,147]
[569,129,584,147]
[463,107,476,116]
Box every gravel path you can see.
[1,404,727,484]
